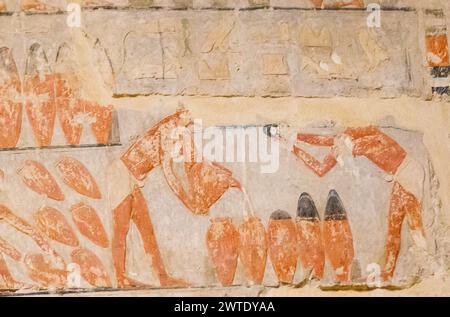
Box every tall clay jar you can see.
[238,216,268,285]
[0,47,22,149]
[267,210,299,284]
[206,217,239,286]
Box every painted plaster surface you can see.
[0,1,449,296]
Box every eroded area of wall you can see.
[0,1,449,296]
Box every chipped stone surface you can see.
[0,1,449,296]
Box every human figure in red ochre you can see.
[266,125,427,281]
[109,109,243,288]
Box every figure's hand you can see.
[296,133,312,142]
[292,144,337,177]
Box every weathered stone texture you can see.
[4,8,416,98]
[0,1,449,296]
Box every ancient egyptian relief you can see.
[0,107,436,290]
[0,2,445,294]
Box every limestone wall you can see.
[0,0,449,296]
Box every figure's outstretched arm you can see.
[265,125,335,152]
[291,131,338,177]
[266,127,337,177]
[293,145,337,177]
[162,156,194,212]
[297,133,336,146]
